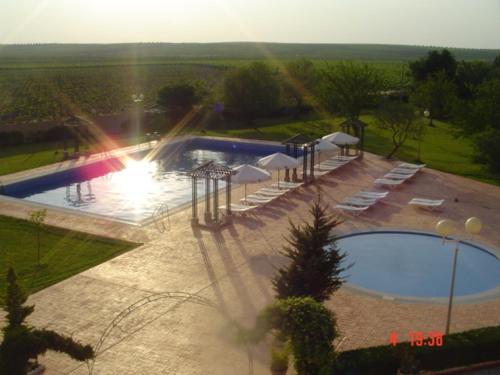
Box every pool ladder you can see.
[153,203,171,233]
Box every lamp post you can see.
[132,93,144,140]
[435,217,482,335]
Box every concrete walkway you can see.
[1,152,499,375]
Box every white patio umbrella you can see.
[313,139,340,170]
[232,164,271,202]
[322,131,359,146]
[257,152,300,189]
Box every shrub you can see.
[334,326,500,375]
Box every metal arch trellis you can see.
[86,291,254,375]
[152,203,171,233]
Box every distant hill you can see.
[0,42,498,65]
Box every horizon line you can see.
[1,41,498,51]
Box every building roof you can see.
[188,161,236,179]
[64,115,91,128]
[282,133,317,145]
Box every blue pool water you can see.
[336,231,500,299]
[2,138,286,223]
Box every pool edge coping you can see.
[335,227,500,305]
[0,135,286,226]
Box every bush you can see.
[334,326,500,375]
[0,131,24,146]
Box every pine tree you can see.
[273,198,350,302]
[1,267,94,375]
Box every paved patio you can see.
[1,150,499,375]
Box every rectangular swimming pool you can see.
[1,137,288,223]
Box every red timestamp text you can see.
[389,331,444,347]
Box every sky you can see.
[0,0,499,49]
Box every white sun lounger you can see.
[335,204,370,215]
[391,167,420,175]
[219,203,259,214]
[314,169,334,176]
[331,155,358,161]
[255,188,289,197]
[271,181,303,189]
[356,191,389,199]
[374,178,405,187]
[321,160,350,166]
[315,164,342,172]
[398,162,426,169]
[241,195,277,205]
[409,198,444,210]
[342,197,377,206]
[383,172,415,180]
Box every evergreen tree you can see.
[1,267,94,375]
[273,197,350,302]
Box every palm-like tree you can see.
[1,267,94,375]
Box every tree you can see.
[318,62,384,121]
[282,59,318,117]
[157,82,205,121]
[28,209,46,266]
[453,78,500,175]
[273,197,349,303]
[376,101,421,159]
[409,49,457,82]
[455,61,493,100]
[411,71,457,123]
[223,62,281,123]
[1,267,94,375]
[246,297,337,375]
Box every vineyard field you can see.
[0,60,409,125]
[0,63,226,124]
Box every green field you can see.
[1,43,497,65]
[0,215,138,303]
[199,114,498,185]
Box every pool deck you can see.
[1,141,499,375]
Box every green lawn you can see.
[0,215,138,303]
[198,114,498,185]
[0,135,149,176]
[1,114,497,185]
[0,142,67,176]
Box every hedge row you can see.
[0,126,73,146]
[335,326,500,375]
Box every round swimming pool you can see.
[335,231,500,300]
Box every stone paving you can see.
[1,150,499,375]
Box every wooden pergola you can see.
[282,134,318,183]
[340,119,367,156]
[63,116,92,159]
[188,161,236,228]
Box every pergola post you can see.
[213,179,219,223]
[302,146,308,181]
[284,144,291,182]
[309,143,315,181]
[191,177,198,225]
[204,177,211,223]
[226,175,232,219]
[292,144,298,181]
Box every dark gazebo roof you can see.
[282,133,317,146]
[188,161,236,179]
[64,115,91,128]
